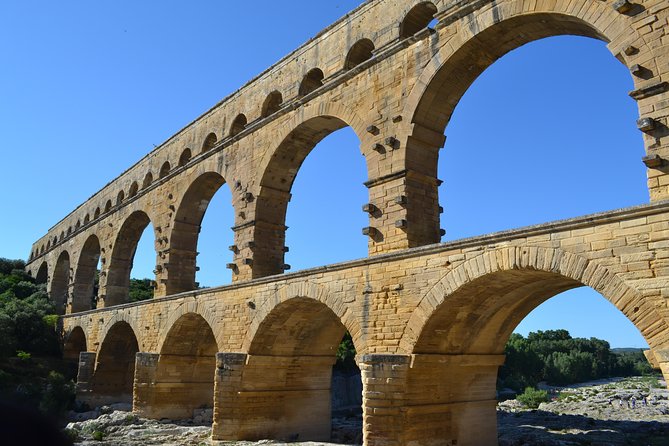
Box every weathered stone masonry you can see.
[24,0,669,444]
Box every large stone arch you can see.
[104,210,156,308]
[249,103,368,278]
[400,246,668,354]
[403,0,649,181]
[71,234,102,313]
[97,310,145,352]
[166,171,233,295]
[242,280,365,355]
[89,320,139,406]
[155,300,220,354]
[397,245,669,445]
[141,312,219,420]
[49,250,70,315]
[224,281,364,442]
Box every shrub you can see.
[517,387,550,409]
[39,371,75,416]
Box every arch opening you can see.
[261,91,283,117]
[142,172,153,189]
[63,326,87,362]
[168,172,233,294]
[128,181,139,198]
[400,2,437,38]
[407,16,646,240]
[49,251,70,315]
[71,235,101,313]
[299,68,324,96]
[344,39,375,70]
[104,200,112,213]
[202,132,218,153]
[230,114,247,137]
[236,297,362,443]
[146,313,218,420]
[94,207,101,219]
[105,211,154,307]
[159,161,171,179]
[256,116,367,275]
[35,261,48,284]
[90,322,139,406]
[404,263,662,445]
[178,148,192,167]
[116,190,125,206]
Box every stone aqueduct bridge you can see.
[23,0,669,444]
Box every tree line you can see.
[499,329,653,391]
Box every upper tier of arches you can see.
[26,0,668,314]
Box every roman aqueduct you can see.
[25,0,669,444]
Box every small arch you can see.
[46,241,51,250]
[35,262,48,284]
[49,251,70,315]
[60,232,64,241]
[91,321,139,406]
[201,132,218,153]
[67,227,72,236]
[84,214,90,224]
[159,161,171,179]
[261,91,283,117]
[128,181,139,198]
[75,220,81,230]
[94,207,101,219]
[104,200,112,213]
[229,114,247,137]
[142,172,153,189]
[299,68,324,96]
[63,326,87,362]
[116,191,125,206]
[400,2,438,38]
[178,148,192,167]
[344,39,375,69]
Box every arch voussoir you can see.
[400,245,668,354]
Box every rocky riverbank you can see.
[65,376,669,446]
[498,376,669,445]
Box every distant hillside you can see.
[611,348,646,354]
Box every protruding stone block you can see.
[643,154,664,168]
[637,117,657,133]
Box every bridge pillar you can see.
[234,187,293,281]
[364,123,444,255]
[132,352,159,417]
[134,352,215,419]
[404,354,505,446]
[212,353,246,440]
[212,353,336,442]
[68,280,93,314]
[359,354,411,446]
[75,352,97,404]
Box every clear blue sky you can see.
[0,2,650,348]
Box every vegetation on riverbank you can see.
[500,329,653,391]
